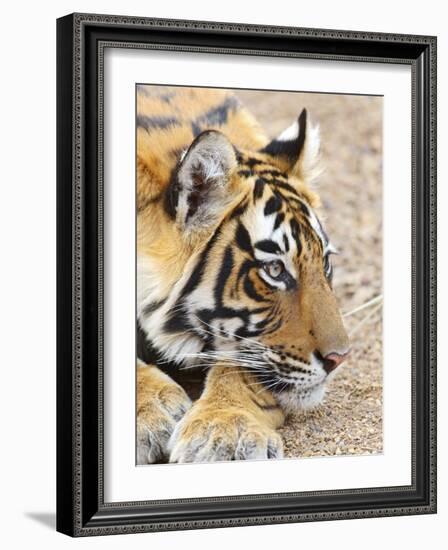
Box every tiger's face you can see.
[138,110,350,412]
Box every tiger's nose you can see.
[322,351,350,374]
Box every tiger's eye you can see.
[265,260,285,279]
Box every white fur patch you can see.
[277,119,300,142]
[276,383,327,413]
[299,119,322,183]
[138,250,206,364]
[137,255,167,318]
[307,207,326,247]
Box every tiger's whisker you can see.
[192,315,271,352]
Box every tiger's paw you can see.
[137,365,192,464]
[168,403,284,463]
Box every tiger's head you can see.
[138,109,350,413]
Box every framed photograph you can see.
[56,13,437,536]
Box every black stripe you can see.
[273,180,301,197]
[273,212,285,230]
[237,259,256,283]
[297,109,308,157]
[244,157,266,169]
[164,166,181,219]
[142,298,167,317]
[262,138,298,162]
[254,314,276,331]
[191,121,202,137]
[235,223,253,254]
[290,219,303,256]
[243,275,269,303]
[163,311,191,333]
[260,318,283,336]
[257,169,287,179]
[290,219,300,240]
[179,228,221,300]
[198,306,247,328]
[255,240,282,255]
[235,324,263,339]
[193,96,239,130]
[253,178,266,200]
[264,195,283,216]
[137,114,179,131]
[288,197,310,217]
[260,109,307,163]
[214,246,234,305]
[136,321,161,364]
[237,169,254,178]
[229,199,249,220]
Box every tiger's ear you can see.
[166,130,238,233]
[261,109,322,183]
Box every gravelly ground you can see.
[235,90,383,458]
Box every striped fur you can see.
[136,86,349,463]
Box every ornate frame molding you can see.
[56,13,437,536]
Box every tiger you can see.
[136,85,350,464]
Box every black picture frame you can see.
[56,13,437,537]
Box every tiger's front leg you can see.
[168,366,285,463]
[137,361,192,464]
